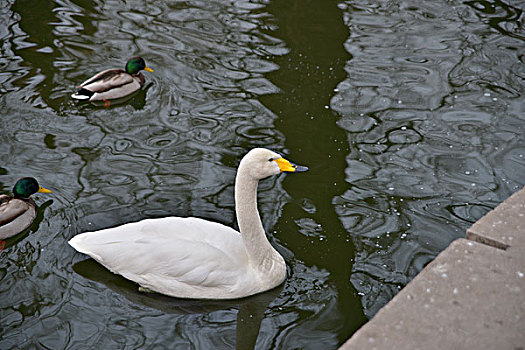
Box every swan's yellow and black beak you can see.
[38,186,52,194]
[274,157,309,173]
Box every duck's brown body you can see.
[71,56,153,102]
[72,69,146,101]
[0,195,37,239]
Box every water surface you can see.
[1,0,524,348]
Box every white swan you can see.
[69,148,308,299]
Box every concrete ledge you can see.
[467,187,525,250]
[340,187,525,350]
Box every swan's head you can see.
[239,148,308,180]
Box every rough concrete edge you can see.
[465,230,509,250]
[466,186,524,250]
[339,186,525,349]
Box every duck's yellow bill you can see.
[144,66,154,73]
[274,157,308,173]
[38,186,52,194]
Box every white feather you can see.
[70,93,90,100]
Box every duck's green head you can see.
[125,56,154,75]
[13,177,52,199]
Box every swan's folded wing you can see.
[69,217,251,298]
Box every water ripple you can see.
[1,0,524,346]
[337,0,525,318]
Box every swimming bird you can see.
[71,56,153,106]
[0,177,52,246]
[69,148,308,299]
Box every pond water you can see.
[1,0,524,348]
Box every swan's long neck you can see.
[235,169,278,267]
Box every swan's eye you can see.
[268,158,274,162]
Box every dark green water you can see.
[0,0,523,348]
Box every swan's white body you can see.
[69,148,307,299]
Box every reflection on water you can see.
[73,259,282,349]
[0,0,524,348]
[333,0,524,316]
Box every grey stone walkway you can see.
[340,187,525,350]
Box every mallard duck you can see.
[0,177,52,244]
[69,148,308,300]
[71,56,154,105]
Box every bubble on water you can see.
[465,171,471,175]
[484,92,491,97]
[518,271,524,278]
